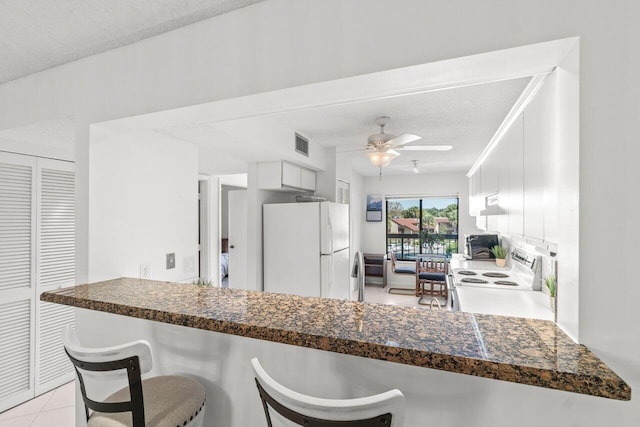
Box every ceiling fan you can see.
[342,116,453,176]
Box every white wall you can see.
[361,171,480,254]
[1,0,639,424]
[88,129,198,283]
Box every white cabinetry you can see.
[507,114,524,238]
[496,137,510,235]
[0,153,75,412]
[468,168,486,230]
[523,107,545,242]
[467,75,558,248]
[523,77,557,245]
[258,161,316,192]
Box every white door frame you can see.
[198,175,211,282]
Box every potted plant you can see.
[545,275,557,312]
[490,245,507,268]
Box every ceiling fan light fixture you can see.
[368,150,397,167]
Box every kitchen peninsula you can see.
[42,278,630,426]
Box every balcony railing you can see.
[386,234,459,261]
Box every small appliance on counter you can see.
[464,234,499,260]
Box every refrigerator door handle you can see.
[328,255,334,298]
[327,215,334,255]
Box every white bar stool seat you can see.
[251,357,405,426]
[62,326,206,427]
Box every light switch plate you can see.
[140,263,151,279]
[166,253,175,270]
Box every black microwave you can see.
[464,234,500,260]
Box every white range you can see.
[449,249,554,321]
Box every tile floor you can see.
[363,284,449,309]
[0,381,75,427]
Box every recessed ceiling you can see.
[0,0,264,84]
[270,77,531,176]
[160,77,531,177]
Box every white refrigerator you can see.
[263,201,350,299]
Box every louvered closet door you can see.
[0,153,36,412]
[35,159,75,394]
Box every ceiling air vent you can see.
[295,133,309,157]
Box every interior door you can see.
[227,190,248,289]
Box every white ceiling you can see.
[0,0,264,84]
[270,78,531,176]
[162,77,531,177]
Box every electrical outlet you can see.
[140,263,151,279]
[166,253,175,270]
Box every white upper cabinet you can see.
[300,167,316,191]
[467,74,558,247]
[523,105,545,242]
[481,147,499,197]
[507,114,524,238]
[469,168,480,216]
[469,167,487,230]
[496,137,510,235]
[258,161,316,192]
[540,80,558,245]
[281,161,300,188]
[523,78,557,244]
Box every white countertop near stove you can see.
[455,286,554,320]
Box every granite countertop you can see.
[41,277,631,401]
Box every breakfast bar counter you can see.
[41,277,629,405]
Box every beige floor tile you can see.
[0,391,53,420]
[362,284,448,309]
[41,381,75,412]
[0,413,37,427]
[30,406,75,427]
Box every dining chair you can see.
[416,256,448,299]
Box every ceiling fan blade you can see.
[398,145,453,151]
[387,133,421,147]
[387,149,401,156]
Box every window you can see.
[386,197,459,260]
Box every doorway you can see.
[218,174,248,288]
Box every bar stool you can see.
[62,326,206,427]
[251,358,405,426]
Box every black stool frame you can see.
[255,379,392,427]
[65,349,146,427]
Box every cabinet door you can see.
[281,162,300,188]
[469,169,480,216]
[300,168,316,191]
[496,140,510,234]
[481,148,498,196]
[540,80,558,244]
[508,114,524,237]
[257,162,284,190]
[523,95,546,242]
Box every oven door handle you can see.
[446,274,460,312]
